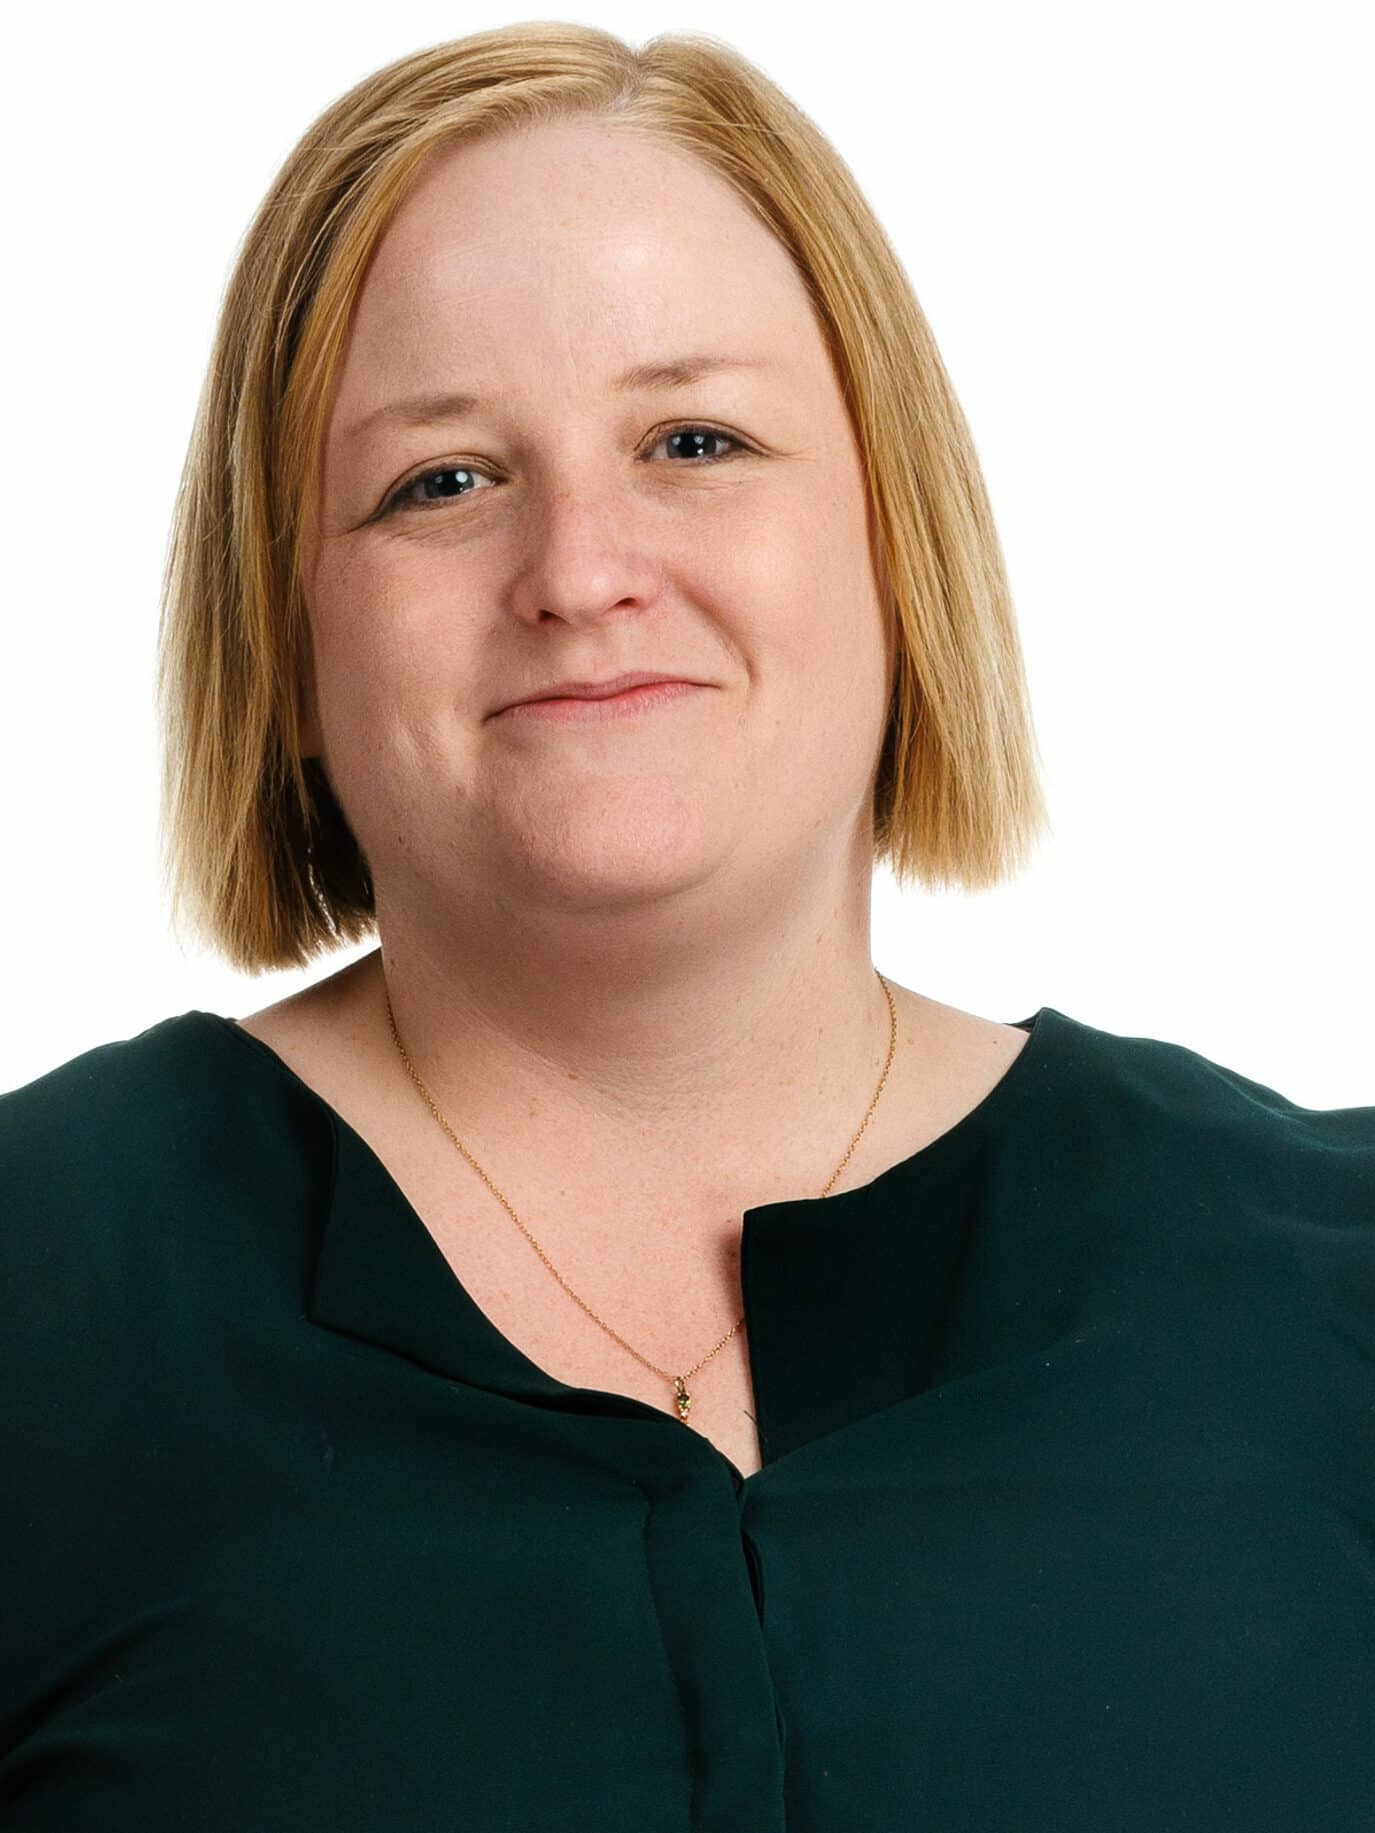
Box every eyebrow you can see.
[342,353,773,446]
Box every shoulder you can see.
[1,1016,212,1301]
[1058,1005,1375,1135]
[0,1006,336,1175]
[1048,1006,1375,1235]
[1010,1010,1375,1390]
[0,1011,309,1229]
[0,1016,228,1488]
[0,1011,335,1336]
[3,1008,219,1150]
[0,1012,338,1502]
[0,1014,225,1253]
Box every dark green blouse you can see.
[2,1002,1373,1830]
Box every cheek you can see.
[308,546,380,668]
[770,538,890,763]
[723,513,834,650]
[752,513,880,676]
[310,549,465,706]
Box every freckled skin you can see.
[247,117,1015,1459]
[290,114,907,1168]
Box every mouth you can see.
[492,680,707,725]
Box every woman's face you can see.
[301,119,894,938]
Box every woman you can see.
[2,23,1371,1831]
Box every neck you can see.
[343,881,901,1211]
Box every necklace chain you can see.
[384,966,898,1427]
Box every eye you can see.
[378,422,750,517]
[381,461,492,517]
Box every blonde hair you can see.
[155,21,1050,975]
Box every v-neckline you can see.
[192,1002,1063,1493]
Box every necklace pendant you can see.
[673,1376,692,1423]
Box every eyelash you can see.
[379,423,750,517]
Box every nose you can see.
[503,473,664,630]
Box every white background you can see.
[3,0,1370,1106]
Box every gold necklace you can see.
[384,966,898,1427]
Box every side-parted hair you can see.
[155,20,1050,975]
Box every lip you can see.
[493,680,706,724]
[492,671,702,716]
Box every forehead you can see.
[336,120,817,388]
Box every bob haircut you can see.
[155,20,1050,976]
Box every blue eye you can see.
[383,463,487,515]
[380,423,748,517]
